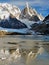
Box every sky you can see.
[0,0,49,17]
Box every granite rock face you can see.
[31,15,49,35]
[0,16,27,29]
[43,15,49,24]
[31,23,49,35]
[19,3,44,21]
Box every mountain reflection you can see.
[0,35,49,65]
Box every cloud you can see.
[9,0,49,9]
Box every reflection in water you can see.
[0,35,49,65]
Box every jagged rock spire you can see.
[26,2,29,14]
[26,2,29,9]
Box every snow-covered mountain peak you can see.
[0,3,21,20]
[19,2,44,21]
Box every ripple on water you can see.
[0,35,49,65]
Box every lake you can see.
[0,35,49,65]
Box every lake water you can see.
[0,35,49,65]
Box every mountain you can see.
[43,15,49,24]
[0,3,48,35]
[0,3,44,22]
[19,2,44,21]
[0,15,31,35]
[0,3,21,20]
[0,3,32,35]
[31,23,49,35]
[0,15,27,29]
[30,14,49,35]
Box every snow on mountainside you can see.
[0,15,31,35]
[0,3,48,35]
[0,3,21,20]
[19,2,44,21]
[0,2,44,21]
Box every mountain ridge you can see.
[0,3,44,21]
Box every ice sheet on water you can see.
[0,27,29,34]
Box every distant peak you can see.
[26,2,29,8]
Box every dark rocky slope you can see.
[31,15,49,35]
[0,16,27,29]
